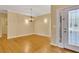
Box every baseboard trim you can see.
[8,33,50,39]
[50,42,64,48]
[50,42,58,46]
[34,33,51,38]
[8,33,35,39]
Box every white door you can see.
[61,6,79,52]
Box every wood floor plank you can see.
[0,35,75,53]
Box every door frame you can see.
[56,6,79,52]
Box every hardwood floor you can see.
[0,34,75,53]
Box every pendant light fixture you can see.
[29,8,33,22]
[25,8,34,24]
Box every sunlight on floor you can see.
[24,42,31,53]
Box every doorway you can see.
[59,6,79,52]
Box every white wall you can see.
[34,14,51,37]
[7,12,34,39]
[7,12,51,39]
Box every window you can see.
[68,9,79,46]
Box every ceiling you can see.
[0,5,51,16]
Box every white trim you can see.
[34,33,50,37]
[7,33,50,39]
[50,41,64,48]
[8,33,35,39]
[50,42,58,47]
